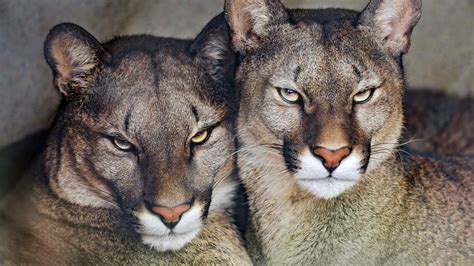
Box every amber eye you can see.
[112,138,134,152]
[353,89,374,104]
[191,129,210,145]
[278,88,301,103]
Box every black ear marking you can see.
[358,0,422,57]
[189,14,237,113]
[190,14,235,85]
[44,22,110,97]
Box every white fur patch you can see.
[294,149,362,199]
[210,178,237,211]
[135,204,203,251]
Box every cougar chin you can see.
[135,204,203,251]
[295,148,363,199]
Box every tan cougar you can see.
[224,0,473,264]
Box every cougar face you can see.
[43,23,235,251]
[226,0,421,199]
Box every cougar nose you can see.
[312,146,351,172]
[150,203,191,229]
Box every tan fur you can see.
[224,0,472,263]
[0,23,251,264]
[241,152,472,264]
[0,167,250,264]
[51,36,102,96]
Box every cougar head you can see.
[43,20,235,251]
[225,0,421,199]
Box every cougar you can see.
[0,21,251,264]
[223,0,473,264]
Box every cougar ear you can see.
[224,0,289,53]
[190,14,235,84]
[44,23,110,96]
[358,0,422,57]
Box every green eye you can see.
[112,138,134,151]
[278,88,301,103]
[353,89,374,103]
[191,129,210,145]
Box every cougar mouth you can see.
[133,203,204,251]
[293,148,364,199]
[298,176,357,182]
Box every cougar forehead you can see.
[239,9,404,131]
[88,52,226,142]
[247,14,399,87]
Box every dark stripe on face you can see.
[199,186,213,220]
[142,154,158,205]
[360,141,371,173]
[352,65,362,82]
[293,65,301,82]
[192,105,199,122]
[283,137,300,173]
[124,108,132,132]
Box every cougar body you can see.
[403,90,474,155]
[223,0,473,264]
[0,22,251,264]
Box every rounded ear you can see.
[358,0,422,58]
[44,23,110,96]
[190,13,235,84]
[224,0,289,54]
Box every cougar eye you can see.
[112,138,134,152]
[278,88,301,103]
[191,129,210,145]
[353,88,374,104]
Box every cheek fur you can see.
[355,93,391,137]
[91,142,138,180]
[71,135,144,209]
[193,128,234,189]
[260,90,302,137]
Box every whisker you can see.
[74,181,118,207]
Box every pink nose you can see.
[151,203,191,223]
[313,147,351,170]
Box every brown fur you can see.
[0,168,250,264]
[224,0,472,263]
[0,22,251,264]
[403,89,474,155]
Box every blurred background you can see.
[0,0,473,148]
